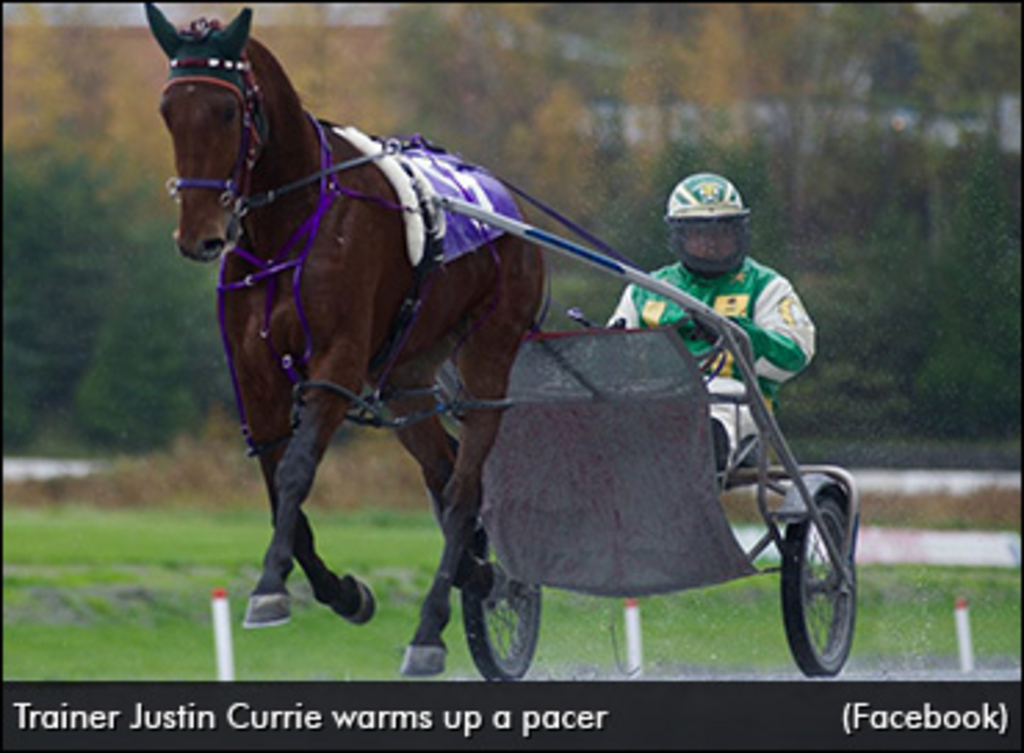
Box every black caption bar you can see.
[4,681,1020,751]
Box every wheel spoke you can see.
[463,554,541,680]
[782,493,856,676]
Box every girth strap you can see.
[366,233,444,376]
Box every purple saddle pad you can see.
[400,144,521,264]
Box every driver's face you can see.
[682,222,741,262]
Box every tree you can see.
[915,4,1021,118]
[2,5,78,153]
[4,3,1020,451]
[915,137,1021,438]
[782,203,931,441]
[3,150,116,447]
[74,225,212,451]
[3,147,222,452]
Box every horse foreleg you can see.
[394,412,489,591]
[243,410,317,628]
[245,390,374,628]
[394,415,454,525]
[400,405,502,676]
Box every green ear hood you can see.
[145,4,253,88]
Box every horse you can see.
[146,4,545,677]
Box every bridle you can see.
[162,24,266,224]
[163,39,392,227]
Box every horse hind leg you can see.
[386,363,457,524]
[246,510,375,627]
[294,513,375,624]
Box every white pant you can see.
[707,376,759,464]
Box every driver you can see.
[608,172,816,472]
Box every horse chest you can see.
[228,292,301,364]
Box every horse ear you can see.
[145,3,182,59]
[219,8,253,59]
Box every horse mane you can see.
[245,37,310,138]
[242,36,321,193]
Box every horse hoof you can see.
[243,593,291,628]
[400,644,446,677]
[334,577,375,625]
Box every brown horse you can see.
[146,5,544,676]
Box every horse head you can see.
[147,3,262,262]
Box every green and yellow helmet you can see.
[666,173,751,276]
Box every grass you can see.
[3,426,430,513]
[4,505,1020,681]
[6,426,1020,531]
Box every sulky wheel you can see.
[780,492,857,677]
[461,526,542,681]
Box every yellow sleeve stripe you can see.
[642,299,666,328]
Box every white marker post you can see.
[211,588,235,681]
[954,597,974,673]
[624,598,643,678]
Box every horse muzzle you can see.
[174,212,241,263]
[176,235,227,262]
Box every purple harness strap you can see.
[217,113,340,452]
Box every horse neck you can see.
[242,41,324,259]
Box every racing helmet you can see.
[666,172,751,276]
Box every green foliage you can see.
[3,148,222,453]
[2,4,1021,453]
[915,138,1022,439]
[74,235,207,450]
[783,203,931,439]
[3,150,119,446]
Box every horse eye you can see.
[223,105,237,124]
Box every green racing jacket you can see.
[608,257,816,403]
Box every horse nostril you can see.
[201,238,226,256]
[178,237,226,262]
[195,238,226,262]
